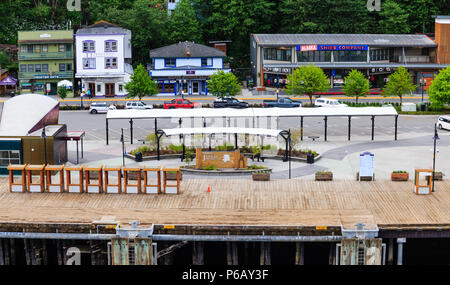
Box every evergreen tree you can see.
[378,0,411,34]
[169,0,202,44]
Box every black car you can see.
[213,97,249,108]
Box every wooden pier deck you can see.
[0,178,450,229]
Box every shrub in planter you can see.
[252,170,270,181]
[315,171,333,181]
[391,171,409,181]
[356,172,374,181]
[428,172,443,181]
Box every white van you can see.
[315,98,348,107]
[437,115,450,130]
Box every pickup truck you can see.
[213,97,249,109]
[164,99,199,109]
[263,98,302,108]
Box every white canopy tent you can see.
[105,106,399,145]
[155,127,291,161]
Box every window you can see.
[42,45,48,53]
[0,150,20,166]
[82,58,96,69]
[20,45,27,53]
[58,44,65,52]
[35,64,41,72]
[263,48,292,61]
[59,63,66,72]
[66,44,72,52]
[105,40,118,52]
[105,58,118,69]
[370,49,390,61]
[66,64,72,71]
[201,58,213,67]
[82,41,95,52]
[333,50,367,62]
[27,45,33,53]
[297,50,331,62]
[28,64,34,72]
[20,64,26,72]
[42,64,48,72]
[97,85,101,92]
[165,58,176,67]
[34,45,41,53]
[119,84,123,92]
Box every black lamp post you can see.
[120,128,125,167]
[420,75,425,102]
[288,129,292,179]
[41,127,47,165]
[432,124,439,192]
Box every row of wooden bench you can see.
[7,164,181,194]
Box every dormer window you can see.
[165,58,176,67]
[105,40,118,52]
[82,41,95,52]
[201,58,212,67]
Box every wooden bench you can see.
[142,166,161,194]
[65,165,84,193]
[84,165,103,194]
[163,168,181,194]
[45,165,65,193]
[104,166,122,194]
[123,166,142,194]
[8,164,27,193]
[26,164,46,193]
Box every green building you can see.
[18,30,74,95]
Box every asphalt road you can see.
[59,111,443,143]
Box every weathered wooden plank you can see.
[111,238,129,265]
[364,239,382,265]
[134,238,153,265]
[340,238,359,265]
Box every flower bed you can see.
[391,171,409,181]
[315,171,333,181]
[277,149,319,159]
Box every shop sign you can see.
[186,71,195,75]
[34,74,62,79]
[297,45,368,51]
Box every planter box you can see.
[427,173,443,181]
[356,172,374,181]
[315,173,333,181]
[166,172,182,181]
[391,172,409,181]
[252,172,270,181]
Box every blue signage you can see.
[297,45,368,51]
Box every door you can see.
[193,82,199,94]
[105,83,115,97]
[89,83,96,97]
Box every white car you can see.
[89,102,116,114]
[125,101,153,110]
[315,98,348,107]
[437,115,450,130]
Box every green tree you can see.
[169,0,202,43]
[378,0,411,34]
[125,64,159,101]
[342,70,370,104]
[285,65,329,105]
[428,66,450,108]
[57,86,68,100]
[383,66,416,104]
[207,70,241,99]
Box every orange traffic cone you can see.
[207,185,211,193]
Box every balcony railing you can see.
[19,71,74,80]
[18,51,73,60]
[397,56,433,64]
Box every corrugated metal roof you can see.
[253,34,437,47]
[149,41,226,58]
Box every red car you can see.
[163,99,199,109]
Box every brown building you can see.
[435,15,450,64]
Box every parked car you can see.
[164,98,199,109]
[89,102,116,114]
[263,98,302,108]
[213,97,249,108]
[437,115,450,130]
[125,101,153,110]
[315,98,348,107]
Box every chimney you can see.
[209,41,231,56]
[435,15,450,64]
[185,42,191,57]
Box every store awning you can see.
[0,75,17,86]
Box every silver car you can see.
[125,101,153,110]
[89,102,116,114]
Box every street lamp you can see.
[420,75,425,102]
[120,128,125,167]
[432,123,440,192]
[41,127,47,165]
